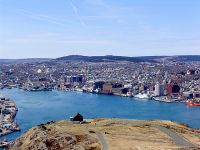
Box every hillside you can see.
[55,55,200,63]
[1,55,200,64]
[0,58,51,64]
[9,119,200,150]
[55,55,159,62]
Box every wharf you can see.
[0,95,20,138]
[153,96,185,103]
[0,140,9,148]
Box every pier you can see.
[0,95,20,138]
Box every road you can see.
[97,119,196,149]
[153,124,195,147]
[95,132,108,150]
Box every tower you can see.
[155,83,164,96]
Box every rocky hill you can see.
[8,119,200,150]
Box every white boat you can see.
[134,93,150,99]
[76,89,83,92]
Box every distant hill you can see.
[1,55,200,64]
[173,55,200,62]
[55,55,158,63]
[55,55,200,63]
[0,58,51,64]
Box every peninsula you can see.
[0,95,20,137]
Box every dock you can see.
[0,95,20,138]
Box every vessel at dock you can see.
[0,95,20,137]
[186,100,200,106]
[0,140,9,148]
[134,93,150,99]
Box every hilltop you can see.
[0,58,51,64]
[55,55,200,63]
[1,55,200,64]
[9,119,200,150]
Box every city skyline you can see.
[1,0,200,58]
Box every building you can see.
[111,82,122,88]
[183,92,193,99]
[102,83,113,94]
[193,92,200,98]
[154,83,164,96]
[70,113,83,122]
[187,70,195,75]
[70,75,83,84]
[166,83,180,95]
[121,88,129,94]
[94,81,105,91]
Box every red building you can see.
[102,84,113,94]
[166,83,180,95]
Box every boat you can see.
[186,100,200,106]
[75,88,83,92]
[0,141,9,148]
[134,93,150,99]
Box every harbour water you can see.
[0,88,200,142]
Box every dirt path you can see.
[100,119,196,148]
[153,124,195,147]
[95,132,108,150]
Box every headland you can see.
[8,118,200,150]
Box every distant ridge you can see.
[55,55,200,63]
[56,55,158,62]
[1,55,200,64]
[0,58,51,64]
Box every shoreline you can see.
[0,95,20,138]
[0,88,199,148]
[1,87,187,103]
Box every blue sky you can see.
[0,0,200,58]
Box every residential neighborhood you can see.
[0,57,200,103]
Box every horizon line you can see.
[0,54,200,60]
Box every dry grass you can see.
[9,119,200,150]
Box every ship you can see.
[0,140,9,148]
[134,93,150,100]
[185,100,200,106]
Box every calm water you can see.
[0,88,200,141]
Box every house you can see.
[70,113,83,122]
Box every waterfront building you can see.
[70,75,83,84]
[182,91,193,99]
[193,91,200,98]
[94,81,105,91]
[121,88,129,94]
[154,83,164,96]
[166,83,180,95]
[112,82,123,88]
[102,83,113,94]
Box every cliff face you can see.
[9,121,101,150]
[9,119,200,150]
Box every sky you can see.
[0,0,200,58]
